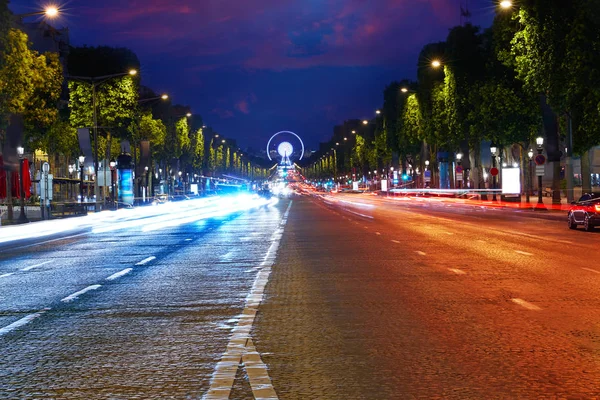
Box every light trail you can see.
[0,195,277,244]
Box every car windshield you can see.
[2,1,600,399]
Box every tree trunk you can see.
[581,149,592,194]
[539,94,562,205]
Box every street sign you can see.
[490,167,499,177]
[535,154,546,166]
[536,165,545,177]
[456,165,463,174]
[424,170,431,182]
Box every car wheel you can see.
[584,216,595,232]
[568,213,577,230]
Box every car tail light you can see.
[595,204,600,213]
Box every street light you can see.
[490,144,498,201]
[16,147,29,223]
[351,130,356,134]
[16,6,60,19]
[431,60,442,68]
[109,160,116,206]
[527,149,534,204]
[79,155,85,203]
[536,137,545,207]
[362,120,368,125]
[456,153,463,189]
[375,110,381,115]
[499,0,513,9]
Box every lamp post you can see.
[490,144,498,201]
[79,155,85,203]
[536,137,544,206]
[144,166,149,202]
[69,69,138,211]
[16,147,29,223]
[527,149,534,204]
[109,160,116,207]
[456,152,463,189]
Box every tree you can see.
[0,29,63,135]
[189,128,205,171]
[498,0,600,199]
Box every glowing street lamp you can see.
[431,60,442,68]
[500,0,512,9]
[16,6,60,19]
[362,120,368,125]
[375,110,381,115]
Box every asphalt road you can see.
[254,193,600,399]
[1,193,599,399]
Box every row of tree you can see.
[304,0,600,197]
[0,0,269,196]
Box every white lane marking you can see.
[363,226,369,229]
[582,268,600,274]
[185,238,193,241]
[105,268,133,281]
[61,284,102,303]
[477,240,486,244]
[515,250,533,256]
[135,256,156,266]
[443,232,454,235]
[415,251,427,256]
[0,273,14,279]
[0,309,49,337]
[511,298,541,311]
[21,260,52,272]
[346,209,374,219]
[205,201,292,400]
[448,268,466,275]
[243,339,278,399]
[391,240,401,244]
[375,232,381,235]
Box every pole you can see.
[92,81,100,212]
[526,159,531,204]
[566,114,574,203]
[80,164,84,203]
[492,155,497,202]
[17,156,29,223]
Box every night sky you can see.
[10,0,496,151]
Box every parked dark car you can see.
[567,193,600,231]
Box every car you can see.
[567,193,600,231]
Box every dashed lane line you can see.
[391,240,401,244]
[448,268,466,275]
[0,309,49,337]
[582,268,600,274]
[105,268,133,281]
[61,284,102,303]
[375,232,381,235]
[415,251,427,256]
[135,256,156,266]
[21,260,52,271]
[0,273,14,279]
[511,298,541,311]
[514,250,533,256]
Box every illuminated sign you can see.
[502,167,521,194]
